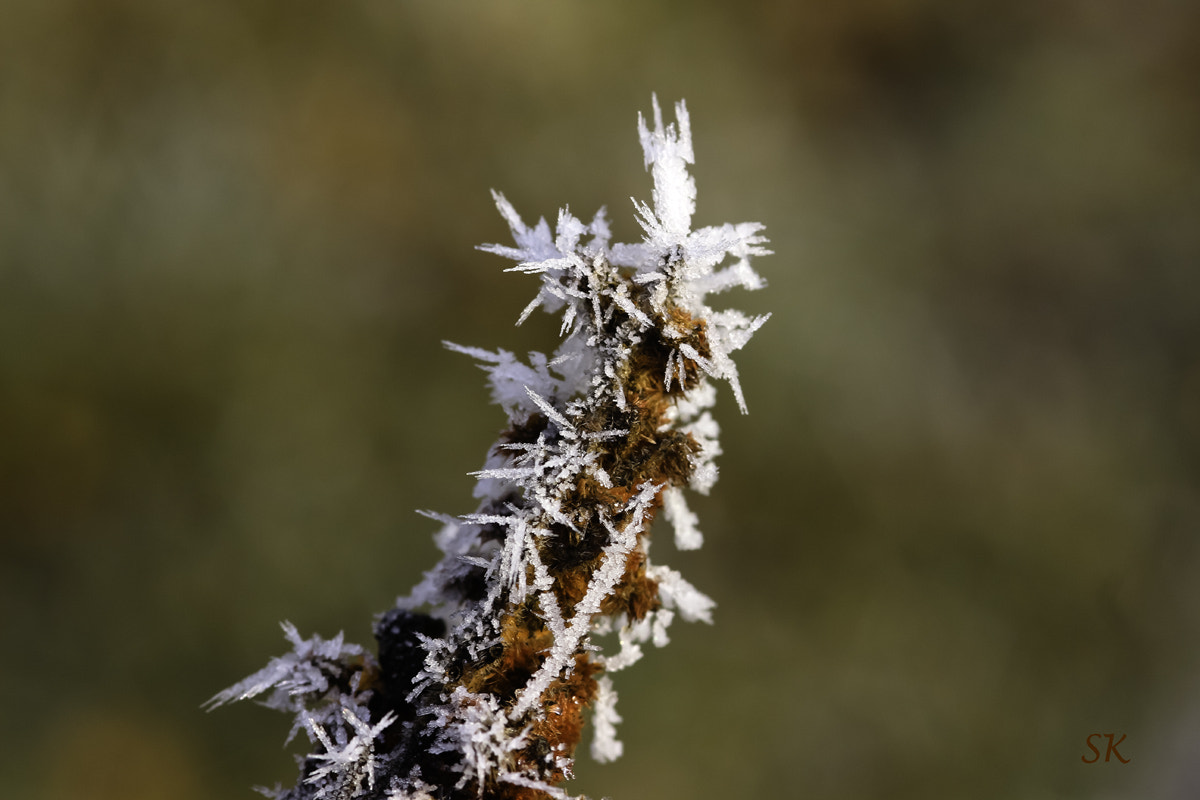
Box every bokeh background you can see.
[3,1,1199,798]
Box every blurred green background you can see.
[3,1,1199,798]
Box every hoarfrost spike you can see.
[210,97,768,800]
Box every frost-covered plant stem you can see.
[208,97,769,800]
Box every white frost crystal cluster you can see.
[209,97,768,800]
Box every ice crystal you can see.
[209,96,768,800]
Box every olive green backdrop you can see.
[3,1,1199,798]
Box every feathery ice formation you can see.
[207,97,769,800]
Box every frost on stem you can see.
[208,96,769,800]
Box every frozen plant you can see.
[208,96,769,800]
